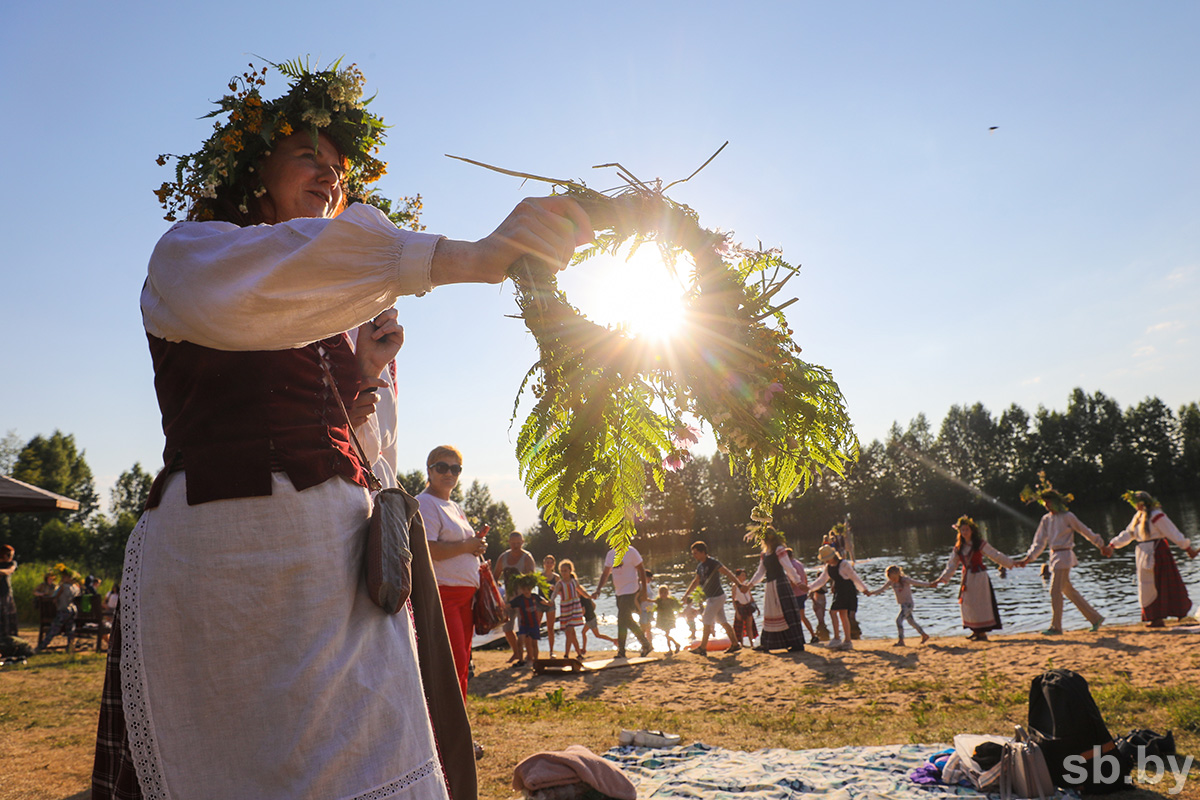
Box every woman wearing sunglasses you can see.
[418,446,487,703]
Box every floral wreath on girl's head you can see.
[1121,490,1160,509]
[1020,471,1073,513]
[954,514,978,533]
[452,151,858,554]
[154,57,422,229]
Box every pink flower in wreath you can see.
[672,424,701,447]
[663,451,690,472]
[763,382,784,403]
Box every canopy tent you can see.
[0,475,81,513]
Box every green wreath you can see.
[454,153,858,551]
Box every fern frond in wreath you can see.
[451,151,859,553]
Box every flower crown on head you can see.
[1019,471,1072,512]
[154,57,421,228]
[829,522,847,535]
[1122,490,1160,510]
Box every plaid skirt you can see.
[1144,539,1192,621]
[91,608,142,799]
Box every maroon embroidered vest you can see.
[145,333,367,508]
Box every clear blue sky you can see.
[3,2,1198,529]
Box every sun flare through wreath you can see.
[453,153,859,553]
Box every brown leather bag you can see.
[319,353,410,614]
[365,488,415,613]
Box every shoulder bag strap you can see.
[317,348,382,493]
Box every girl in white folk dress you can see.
[933,516,1015,642]
[1108,491,1198,628]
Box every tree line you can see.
[0,430,517,573]
[6,387,1198,567]
[532,387,1200,550]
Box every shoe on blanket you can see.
[633,730,681,748]
[617,729,636,746]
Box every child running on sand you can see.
[867,565,934,646]
[578,594,617,657]
[550,560,588,659]
[509,574,552,667]
[653,586,684,654]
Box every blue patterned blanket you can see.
[604,742,1071,799]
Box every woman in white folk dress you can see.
[91,59,588,800]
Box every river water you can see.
[537,498,1200,651]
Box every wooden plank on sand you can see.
[533,654,656,674]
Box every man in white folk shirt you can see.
[1016,476,1111,635]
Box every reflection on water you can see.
[555,498,1200,650]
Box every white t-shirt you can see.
[604,546,644,597]
[418,492,480,588]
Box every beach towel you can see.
[606,742,1077,799]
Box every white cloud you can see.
[1021,376,1042,386]
[1145,320,1185,334]
[1165,265,1197,284]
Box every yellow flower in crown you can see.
[153,57,420,228]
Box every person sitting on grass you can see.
[509,573,552,668]
[866,565,934,646]
[683,541,744,654]
[653,586,683,654]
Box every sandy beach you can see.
[468,622,1200,798]
[5,622,1198,800]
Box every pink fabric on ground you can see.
[512,744,636,799]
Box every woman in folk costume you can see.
[933,516,1015,642]
[1108,491,1198,627]
[746,528,807,653]
[1016,473,1111,635]
[92,59,589,800]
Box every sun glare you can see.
[563,243,691,341]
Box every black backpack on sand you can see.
[1028,669,1131,794]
